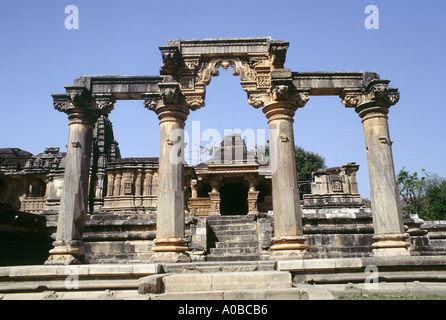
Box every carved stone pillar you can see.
[246,175,259,216]
[208,178,221,216]
[46,90,114,264]
[106,172,114,197]
[342,80,410,256]
[144,83,190,263]
[143,170,152,197]
[114,172,122,197]
[190,179,198,198]
[262,74,311,260]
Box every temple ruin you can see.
[1,38,445,300]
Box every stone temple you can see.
[0,38,445,300]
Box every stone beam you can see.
[72,75,164,100]
[292,72,380,95]
[162,37,288,56]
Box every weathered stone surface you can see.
[138,274,167,294]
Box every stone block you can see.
[138,274,167,294]
[163,273,213,292]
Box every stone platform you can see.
[0,256,445,300]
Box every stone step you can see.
[211,229,258,237]
[210,224,257,231]
[160,261,277,273]
[148,287,316,300]
[213,235,258,242]
[207,217,255,225]
[293,270,446,284]
[210,247,259,255]
[158,271,292,293]
[215,241,259,248]
[206,254,261,261]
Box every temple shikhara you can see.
[0,38,445,300]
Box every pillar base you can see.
[371,233,411,257]
[269,236,311,260]
[45,240,85,265]
[150,237,191,263]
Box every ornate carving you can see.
[184,94,205,110]
[179,76,195,90]
[256,75,270,88]
[197,57,252,85]
[387,89,400,105]
[294,91,310,108]
[65,86,91,107]
[341,91,361,108]
[272,85,289,101]
[52,94,70,112]
[143,93,162,111]
[159,46,180,75]
[331,179,343,192]
[159,84,179,105]
[247,94,265,109]
[270,42,289,68]
[94,94,115,114]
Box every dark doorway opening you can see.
[220,183,248,215]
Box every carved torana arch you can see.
[158,38,292,111]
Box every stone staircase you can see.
[206,216,261,261]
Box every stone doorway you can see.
[220,183,248,215]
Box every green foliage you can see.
[396,168,426,216]
[397,168,446,220]
[295,146,326,195]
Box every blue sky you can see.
[1,0,445,199]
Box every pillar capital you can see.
[340,79,400,120]
[53,87,116,126]
[143,83,190,125]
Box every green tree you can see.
[423,175,446,220]
[396,168,426,216]
[397,168,446,220]
[295,146,326,196]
